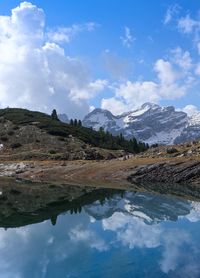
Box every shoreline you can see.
[1,156,200,228]
[0,156,200,199]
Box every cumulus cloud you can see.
[0,2,104,119]
[182,105,199,117]
[178,14,200,34]
[120,26,135,48]
[101,51,191,115]
[101,97,128,115]
[103,212,162,249]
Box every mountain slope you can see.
[175,112,200,144]
[83,103,198,145]
[0,108,148,160]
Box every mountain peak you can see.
[141,102,160,110]
[83,103,190,145]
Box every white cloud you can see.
[101,54,190,115]
[154,59,178,84]
[47,22,97,43]
[184,202,200,222]
[103,212,162,249]
[0,2,103,119]
[69,225,108,252]
[177,13,200,54]
[164,4,180,25]
[178,14,199,34]
[69,79,108,101]
[160,230,190,273]
[170,47,192,71]
[101,97,128,115]
[120,26,135,48]
[182,105,199,117]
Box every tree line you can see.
[69,118,149,154]
[51,109,149,154]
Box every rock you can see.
[128,161,200,185]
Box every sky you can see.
[0,1,200,118]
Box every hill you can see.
[0,108,148,160]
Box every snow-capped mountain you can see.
[83,103,200,145]
[84,191,191,224]
[175,112,200,144]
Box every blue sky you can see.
[0,0,200,118]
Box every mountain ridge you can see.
[83,103,200,145]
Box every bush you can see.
[1,136,8,142]
[49,149,57,154]
[7,130,15,136]
[58,137,65,141]
[166,148,178,154]
[151,143,158,148]
[11,143,22,149]
[10,188,21,195]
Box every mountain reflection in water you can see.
[0,189,200,278]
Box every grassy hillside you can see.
[0,108,148,154]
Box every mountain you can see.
[83,103,200,145]
[84,191,192,224]
[58,113,69,124]
[175,112,200,144]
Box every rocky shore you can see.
[127,160,200,185]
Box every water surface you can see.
[0,190,200,278]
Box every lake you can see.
[0,189,200,278]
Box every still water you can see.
[0,190,200,278]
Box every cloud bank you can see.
[0,2,104,119]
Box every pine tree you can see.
[51,109,59,121]
[78,120,82,127]
[70,119,74,126]
[74,119,78,126]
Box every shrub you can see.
[151,143,158,148]
[11,143,22,149]
[49,149,57,154]
[166,148,178,154]
[10,188,21,195]
[58,137,65,141]
[1,136,8,142]
[7,130,15,136]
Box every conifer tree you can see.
[51,109,59,121]
[78,120,82,127]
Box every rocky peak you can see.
[83,103,190,145]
